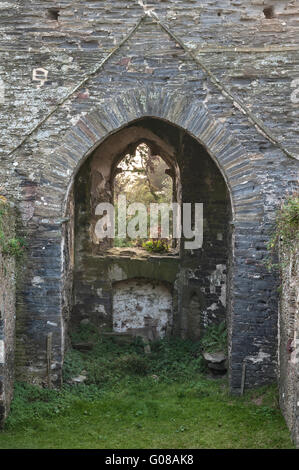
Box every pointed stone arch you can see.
[16,87,275,394]
[49,87,260,223]
[50,87,266,392]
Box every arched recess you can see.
[60,88,247,217]
[35,88,265,391]
[67,115,231,343]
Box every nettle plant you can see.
[0,198,26,259]
[267,192,299,271]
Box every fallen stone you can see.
[71,375,87,384]
[203,351,227,375]
[203,351,226,363]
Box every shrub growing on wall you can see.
[0,198,25,259]
[267,192,299,269]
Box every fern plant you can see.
[200,321,227,353]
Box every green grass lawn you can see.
[0,326,294,449]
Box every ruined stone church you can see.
[0,0,298,446]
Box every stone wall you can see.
[0,1,297,393]
[0,202,16,428]
[279,243,299,448]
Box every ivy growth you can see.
[0,198,26,259]
[266,192,299,270]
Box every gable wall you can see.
[0,1,298,395]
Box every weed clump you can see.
[200,321,227,353]
[267,192,299,270]
[114,353,149,376]
[61,325,207,387]
[0,199,26,259]
[142,239,169,253]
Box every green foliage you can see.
[70,322,99,343]
[84,362,114,387]
[113,237,134,248]
[113,143,173,246]
[62,349,86,383]
[0,200,26,259]
[266,192,299,270]
[251,405,279,420]
[142,239,169,253]
[176,380,214,400]
[114,143,172,206]
[201,321,227,353]
[4,382,74,430]
[0,236,26,258]
[148,337,205,381]
[114,353,149,376]
[0,329,293,449]
[1,372,293,449]
[64,325,205,386]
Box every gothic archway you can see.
[66,117,231,349]
[17,88,269,392]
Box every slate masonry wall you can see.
[0,0,298,431]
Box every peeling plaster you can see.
[113,280,172,337]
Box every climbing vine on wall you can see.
[267,192,299,270]
[0,197,25,259]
